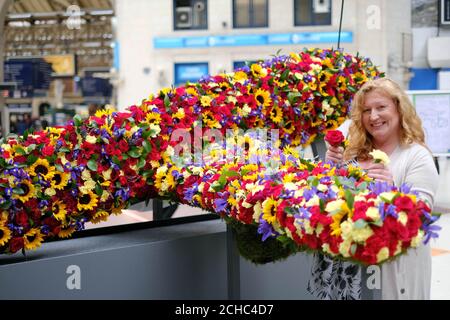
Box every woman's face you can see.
[361,89,401,145]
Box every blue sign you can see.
[154,31,353,49]
[174,63,209,85]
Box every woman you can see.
[307,77,439,300]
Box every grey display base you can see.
[0,220,380,299]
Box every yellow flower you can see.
[254,88,272,108]
[173,108,185,120]
[376,247,390,263]
[90,210,109,224]
[0,224,12,246]
[12,180,36,203]
[146,112,161,125]
[51,171,70,190]
[200,95,212,107]
[58,226,76,238]
[233,71,248,83]
[52,201,67,222]
[202,110,221,129]
[369,149,390,165]
[262,197,281,225]
[77,191,98,211]
[270,105,283,124]
[250,63,267,78]
[23,228,44,250]
[28,158,55,180]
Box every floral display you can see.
[0,48,440,265]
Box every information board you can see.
[410,92,450,153]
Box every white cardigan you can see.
[381,143,439,299]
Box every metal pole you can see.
[337,0,345,49]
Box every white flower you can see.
[325,199,346,213]
[397,211,408,226]
[369,149,390,165]
[366,206,381,220]
[86,135,97,144]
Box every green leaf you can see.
[353,219,368,229]
[59,147,70,153]
[344,189,354,210]
[142,140,152,153]
[137,157,146,169]
[128,149,141,158]
[280,69,290,82]
[287,92,301,105]
[94,184,103,196]
[87,159,98,172]
[0,200,11,210]
[15,147,27,155]
[55,164,64,172]
[348,85,357,93]
[211,180,225,192]
[164,94,171,108]
[13,187,25,195]
[73,114,83,126]
[371,219,383,227]
[350,244,357,256]
[319,199,325,212]
[26,154,38,165]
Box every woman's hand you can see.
[360,162,394,185]
[325,145,344,164]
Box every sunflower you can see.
[23,228,44,250]
[90,210,109,224]
[0,224,12,247]
[52,201,67,221]
[233,71,248,83]
[145,112,161,125]
[45,127,63,140]
[77,190,99,211]
[51,171,70,190]
[200,95,212,107]
[284,121,296,135]
[202,110,221,129]
[254,88,272,108]
[329,203,352,237]
[58,226,76,238]
[270,105,283,124]
[12,180,36,203]
[28,158,55,180]
[250,63,267,78]
[262,197,281,225]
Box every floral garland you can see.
[0,48,440,265]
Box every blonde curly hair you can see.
[344,78,427,161]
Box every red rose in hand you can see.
[325,130,345,147]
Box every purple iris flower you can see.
[258,219,276,241]
[368,181,392,195]
[41,225,50,235]
[421,209,439,223]
[115,188,130,201]
[214,198,228,213]
[39,200,49,209]
[280,189,295,199]
[303,188,316,201]
[423,224,442,244]
[184,184,198,202]
[4,187,13,197]
[171,170,181,180]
